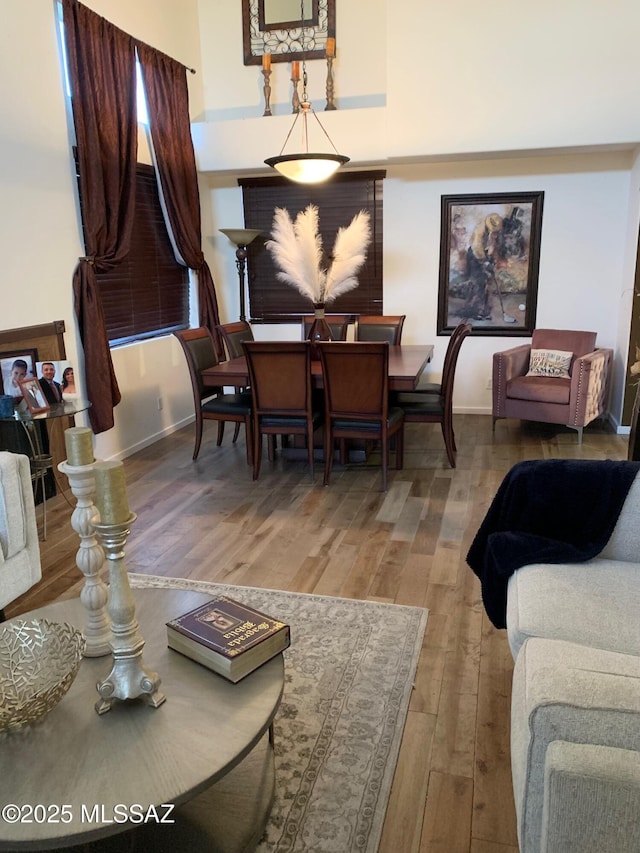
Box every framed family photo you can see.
[437,191,544,336]
[19,377,50,414]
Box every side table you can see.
[0,588,284,853]
[0,399,91,539]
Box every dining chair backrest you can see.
[301,314,350,342]
[318,341,391,424]
[243,340,319,479]
[441,322,472,398]
[355,315,406,345]
[243,341,314,416]
[218,321,254,360]
[174,327,253,462]
[317,341,405,491]
[396,322,471,468]
[174,327,222,403]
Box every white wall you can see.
[2,0,640,469]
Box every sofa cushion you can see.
[531,329,597,361]
[542,742,640,853]
[526,348,573,378]
[511,638,640,853]
[506,375,571,404]
[599,470,640,562]
[507,559,640,659]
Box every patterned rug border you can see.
[129,574,428,853]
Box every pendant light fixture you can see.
[264,2,349,184]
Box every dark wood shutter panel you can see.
[95,164,189,345]
[240,170,384,322]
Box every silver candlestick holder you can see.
[58,460,111,657]
[93,512,166,715]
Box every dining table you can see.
[202,344,434,392]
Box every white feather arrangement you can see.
[266,205,371,305]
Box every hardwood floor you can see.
[8,414,627,853]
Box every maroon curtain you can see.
[62,0,138,433]
[137,44,223,357]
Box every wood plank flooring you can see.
[8,414,627,852]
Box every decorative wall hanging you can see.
[242,0,335,64]
[437,192,544,336]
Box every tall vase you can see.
[307,303,332,360]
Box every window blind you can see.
[240,170,385,322]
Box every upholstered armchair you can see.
[492,329,612,443]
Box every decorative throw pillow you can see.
[526,349,573,378]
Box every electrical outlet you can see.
[486,378,493,390]
[157,397,163,411]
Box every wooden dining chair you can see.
[355,315,406,345]
[174,328,253,463]
[218,321,254,360]
[217,320,255,441]
[414,320,470,393]
[243,341,322,481]
[317,341,405,491]
[301,314,350,342]
[395,323,471,467]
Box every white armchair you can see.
[0,451,42,617]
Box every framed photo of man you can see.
[437,191,544,336]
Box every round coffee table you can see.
[0,588,284,852]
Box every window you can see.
[60,4,189,347]
[94,164,189,346]
[240,170,384,322]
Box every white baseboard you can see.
[107,416,195,462]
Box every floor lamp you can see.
[219,229,263,323]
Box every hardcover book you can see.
[166,596,290,683]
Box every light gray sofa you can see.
[0,451,41,614]
[506,470,640,853]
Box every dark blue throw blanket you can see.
[466,459,640,629]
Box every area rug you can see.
[129,574,428,853]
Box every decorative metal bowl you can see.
[0,619,85,732]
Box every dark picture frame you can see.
[242,0,335,65]
[19,377,50,414]
[0,348,38,399]
[437,192,544,336]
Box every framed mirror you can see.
[242,0,336,65]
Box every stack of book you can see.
[166,596,290,683]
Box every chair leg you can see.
[216,421,225,447]
[381,434,389,492]
[232,422,241,443]
[267,435,276,462]
[193,410,204,460]
[307,423,315,478]
[339,439,347,465]
[244,417,254,466]
[440,419,456,468]
[252,426,262,481]
[567,424,584,444]
[323,426,334,486]
[395,425,404,470]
